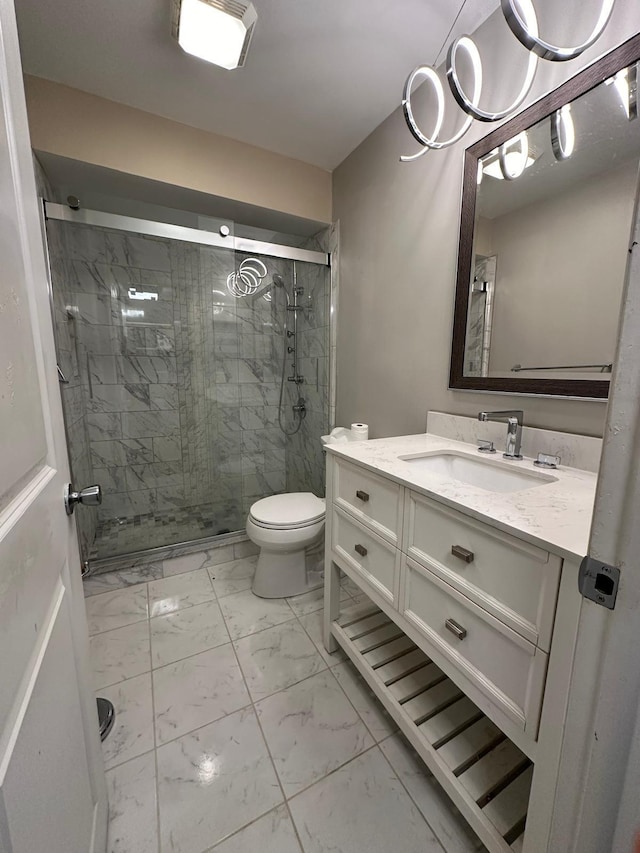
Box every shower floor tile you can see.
[91,503,243,562]
[88,549,487,853]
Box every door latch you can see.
[578,556,620,610]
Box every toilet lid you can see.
[250,493,325,529]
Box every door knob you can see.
[64,483,102,516]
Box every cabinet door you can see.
[332,506,400,605]
[402,556,548,737]
[334,457,403,544]
[404,491,561,650]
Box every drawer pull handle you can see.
[451,545,474,563]
[355,490,370,502]
[445,619,467,640]
[354,544,368,557]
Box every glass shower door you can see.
[46,211,332,564]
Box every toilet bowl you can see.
[247,492,326,598]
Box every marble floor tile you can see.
[288,747,443,853]
[90,620,150,689]
[234,619,326,701]
[83,563,163,597]
[150,599,229,667]
[341,576,362,598]
[100,673,154,771]
[106,751,158,853]
[287,585,350,618]
[148,568,216,617]
[297,610,347,668]
[162,546,235,577]
[207,556,257,598]
[157,707,282,853]
[86,584,149,635]
[233,539,259,559]
[219,589,293,640]
[153,644,250,744]
[212,805,301,853]
[256,670,373,797]
[380,734,487,853]
[333,661,397,742]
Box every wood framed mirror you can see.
[450,34,640,399]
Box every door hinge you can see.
[579,556,620,610]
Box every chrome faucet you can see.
[477,410,524,460]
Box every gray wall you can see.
[332,1,640,439]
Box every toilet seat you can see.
[249,492,325,530]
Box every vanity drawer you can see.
[404,491,561,650]
[402,556,547,735]
[334,457,403,544]
[332,506,399,605]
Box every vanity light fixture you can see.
[401,0,616,160]
[482,134,536,180]
[172,0,257,70]
[551,104,576,161]
[605,65,638,120]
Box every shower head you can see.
[272,273,284,288]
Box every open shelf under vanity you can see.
[331,598,530,853]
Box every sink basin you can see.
[398,451,557,493]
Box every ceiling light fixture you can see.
[173,0,257,70]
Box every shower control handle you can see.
[64,483,102,516]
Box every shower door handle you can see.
[64,483,102,516]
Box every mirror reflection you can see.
[464,61,640,383]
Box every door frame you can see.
[548,164,640,851]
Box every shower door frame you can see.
[43,203,329,265]
[43,201,334,571]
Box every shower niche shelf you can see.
[331,598,530,853]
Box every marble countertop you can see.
[326,433,597,560]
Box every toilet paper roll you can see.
[351,423,369,441]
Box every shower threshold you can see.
[87,528,248,575]
[88,510,248,575]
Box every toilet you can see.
[246,492,326,598]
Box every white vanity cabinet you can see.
[324,451,584,853]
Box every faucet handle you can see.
[534,452,561,469]
[477,439,496,454]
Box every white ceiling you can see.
[15,0,497,170]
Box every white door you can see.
[0,0,108,851]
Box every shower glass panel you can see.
[46,215,331,564]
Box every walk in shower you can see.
[44,203,332,565]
